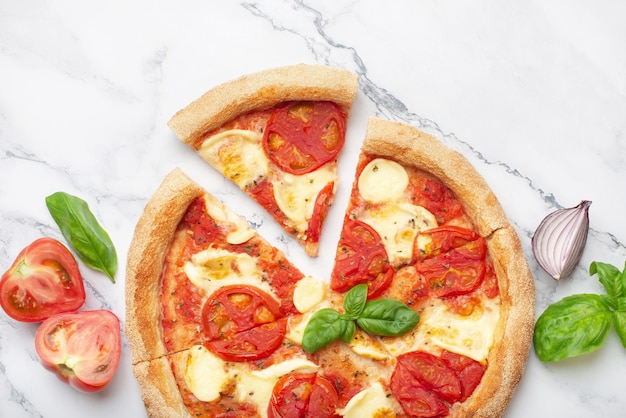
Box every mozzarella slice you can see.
[183,345,229,402]
[337,382,395,418]
[203,195,255,244]
[293,276,327,313]
[380,295,500,362]
[349,330,391,361]
[272,164,336,236]
[358,158,408,203]
[199,129,269,188]
[183,247,276,299]
[360,203,438,266]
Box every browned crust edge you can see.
[125,168,204,365]
[167,63,359,147]
[362,117,535,417]
[132,357,190,418]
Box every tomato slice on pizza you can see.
[167,64,358,257]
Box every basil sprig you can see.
[302,284,419,354]
[533,261,626,362]
[46,192,118,283]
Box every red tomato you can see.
[330,219,394,298]
[414,238,486,298]
[268,373,340,418]
[391,351,462,417]
[263,101,346,175]
[414,226,480,260]
[0,238,86,322]
[202,285,286,361]
[34,310,121,392]
[440,350,486,402]
[307,181,335,244]
[409,177,464,225]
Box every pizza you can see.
[125,65,535,418]
[167,64,359,256]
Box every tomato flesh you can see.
[202,285,286,361]
[415,226,480,260]
[268,373,340,418]
[262,101,346,175]
[34,310,121,392]
[0,238,85,322]
[330,219,394,298]
[414,238,486,298]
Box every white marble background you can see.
[1,1,626,417]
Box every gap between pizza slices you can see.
[167,64,359,257]
[125,65,535,418]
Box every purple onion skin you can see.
[531,200,592,280]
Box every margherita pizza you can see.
[167,64,358,256]
[125,65,535,418]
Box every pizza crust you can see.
[125,168,205,365]
[168,63,359,148]
[132,357,191,418]
[362,117,535,417]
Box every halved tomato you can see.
[202,285,286,361]
[262,101,346,175]
[34,310,121,392]
[330,219,394,298]
[268,373,340,418]
[0,238,86,322]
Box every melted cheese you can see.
[358,158,408,203]
[337,382,395,418]
[293,276,327,313]
[183,345,228,402]
[380,295,500,362]
[183,247,275,299]
[360,203,437,266]
[199,129,269,188]
[272,164,336,236]
[203,195,255,244]
[349,330,392,361]
[184,345,317,418]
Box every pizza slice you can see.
[328,117,535,417]
[167,64,359,256]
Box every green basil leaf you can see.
[302,308,345,353]
[590,261,622,301]
[356,299,419,337]
[612,297,626,348]
[340,318,356,343]
[343,284,368,319]
[45,192,118,283]
[533,293,612,362]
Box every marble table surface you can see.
[1,1,626,417]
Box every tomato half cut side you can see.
[268,373,340,418]
[202,284,284,340]
[0,238,86,322]
[262,101,346,175]
[206,318,287,362]
[34,310,121,392]
[330,219,393,298]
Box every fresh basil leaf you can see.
[612,297,626,349]
[340,318,356,343]
[343,283,368,319]
[45,192,118,283]
[590,261,623,302]
[302,308,346,353]
[356,299,419,337]
[533,293,612,362]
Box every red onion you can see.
[531,200,592,280]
